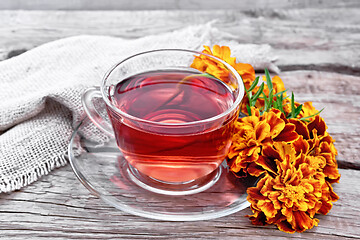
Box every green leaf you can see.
[291,92,295,118]
[274,90,287,97]
[265,69,273,92]
[269,89,274,104]
[247,90,253,100]
[251,82,265,104]
[273,96,278,108]
[299,108,324,121]
[279,94,287,115]
[294,104,303,118]
[279,92,284,102]
[247,76,260,92]
[246,105,252,116]
[276,94,283,111]
[262,92,269,112]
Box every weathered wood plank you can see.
[0,165,358,239]
[0,9,359,74]
[1,8,359,239]
[1,0,360,11]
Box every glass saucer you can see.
[68,117,256,221]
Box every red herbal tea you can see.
[107,70,238,183]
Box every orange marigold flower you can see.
[290,116,340,183]
[191,44,340,234]
[191,45,255,87]
[228,108,298,177]
[246,142,338,233]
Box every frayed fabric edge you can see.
[0,152,68,193]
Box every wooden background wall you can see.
[1,0,359,10]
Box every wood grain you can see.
[1,9,360,239]
[0,9,359,75]
[1,0,359,11]
[0,165,357,239]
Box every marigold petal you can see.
[299,163,317,179]
[255,155,278,175]
[262,144,281,160]
[292,211,318,232]
[234,62,255,82]
[308,115,327,137]
[274,123,299,143]
[247,211,267,226]
[289,118,310,139]
[324,165,340,182]
[212,45,221,57]
[276,220,296,234]
[255,121,271,142]
[229,154,249,172]
[292,136,310,155]
[221,46,237,65]
[327,181,340,201]
[303,182,315,193]
[241,115,260,127]
[227,149,239,159]
[273,142,297,164]
[247,187,268,202]
[305,194,318,211]
[247,162,267,177]
[272,75,286,94]
[260,176,276,195]
[317,200,332,215]
[221,46,230,57]
[258,200,278,219]
[281,207,294,223]
[296,201,310,212]
[268,192,282,210]
[203,45,212,54]
[190,57,207,72]
[264,111,286,138]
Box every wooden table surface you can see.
[1,5,360,239]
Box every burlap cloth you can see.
[0,24,278,193]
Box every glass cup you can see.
[82,49,244,195]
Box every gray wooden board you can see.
[0,0,359,11]
[0,8,360,239]
[0,9,360,75]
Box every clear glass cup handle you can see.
[81,87,115,137]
